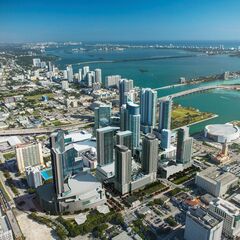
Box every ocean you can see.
[46,42,240,133]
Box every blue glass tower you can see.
[140,88,157,133]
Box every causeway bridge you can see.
[158,84,240,101]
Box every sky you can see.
[0,0,240,42]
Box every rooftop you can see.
[188,207,222,229]
[75,213,87,225]
[205,124,239,137]
[211,198,240,216]
[62,171,102,199]
[112,231,133,240]
[197,167,238,185]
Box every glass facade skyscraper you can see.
[159,97,172,131]
[114,145,132,195]
[116,130,132,151]
[94,105,111,134]
[96,126,115,166]
[140,88,157,133]
[126,102,140,149]
[176,127,193,164]
[141,133,159,175]
[119,79,134,108]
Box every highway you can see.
[154,83,187,91]
[158,84,240,101]
[0,122,94,136]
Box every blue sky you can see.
[0,0,240,42]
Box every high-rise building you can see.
[16,142,44,173]
[119,79,134,107]
[48,61,53,72]
[209,198,240,238]
[83,66,90,80]
[120,104,128,131]
[51,130,83,195]
[63,70,68,79]
[140,88,157,133]
[95,69,102,84]
[104,75,121,88]
[25,166,43,188]
[184,207,223,240]
[39,130,107,214]
[66,65,73,82]
[176,127,193,164]
[141,133,159,177]
[128,89,136,103]
[114,145,132,195]
[96,127,115,166]
[40,61,46,68]
[50,130,65,196]
[86,71,95,87]
[94,105,111,133]
[116,131,132,151]
[61,80,69,90]
[126,102,140,149]
[160,129,171,149]
[33,58,41,67]
[78,69,82,82]
[158,97,172,131]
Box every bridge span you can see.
[158,84,240,101]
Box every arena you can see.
[204,124,240,143]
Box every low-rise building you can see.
[195,167,238,197]
[37,171,106,214]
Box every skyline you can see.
[1,0,240,42]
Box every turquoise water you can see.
[47,46,240,133]
[41,168,53,181]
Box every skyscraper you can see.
[78,68,82,82]
[94,105,111,134]
[16,142,44,173]
[119,79,134,107]
[33,58,41,67]
[158,97,172,131]
[95,68,102,84]
[120,104,128,131]
[126,102,140,149]
[141,133,159,177]
[96,127,115,166]
[83,66,90,80]
[48,61,53,72]
[114,145,132,195]
[50,130,84,196]
[116,131,132,151]
[160,129,171,149]
[63,70,68,79]
[50,130,65,195]
[66,65,73,82]
[176,127,193,164]
[86,71,95,87]
[104,75,121,88]
[61,80,69,90]
[140,88,157,133]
